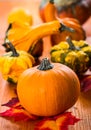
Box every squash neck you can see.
[37,58,53,71]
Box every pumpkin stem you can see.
[37,58,53,70]
[59,23,74,32]
[66,37,80,50]
[3,40,19,57]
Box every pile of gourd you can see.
[0,0,91,117]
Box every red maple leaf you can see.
[0,97,80,130]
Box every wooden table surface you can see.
[0,1,91,130]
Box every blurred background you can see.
[0,0,91,46]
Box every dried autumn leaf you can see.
[0,97,38,121]
[1,97,21,108]
[0,108,33,121]
[35,112,80,130]
[0,97,80,130]
[80,74,91,92]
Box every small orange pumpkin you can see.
[17,58,80,117]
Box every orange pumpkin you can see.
[17,58,80,117]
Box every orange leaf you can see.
[35,112,80,130]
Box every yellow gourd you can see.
[0,42,35,83]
